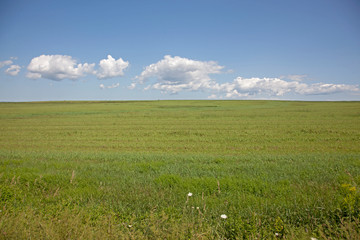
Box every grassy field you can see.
[0,100,359,239]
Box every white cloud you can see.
[296,83,359,95]
[134,55,224,93]
[22,54,359,99]
[99,83,120,89]
[128,82,137,90]
[132,56,358,98]
[215,77,359,98]
[215,77,302,97]
[207,94,219,99]
[5,65,21,76]
[27,55,95,81]
[1,57,21,76]
[96,55,129,79]
[26,54,130,81]
[0,60,13,68]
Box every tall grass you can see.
[0,100,359,239]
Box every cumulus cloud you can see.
[296,83,358,95]
[96,55,129,79]
[26,54,130,81]
[99,83,120,89]
[134,55,224,93]
[207,94,219,99]
[27,55,95,80]
[215,77,301,97]
[215,77,359,98]
[131,55,359,98]
[0,60,13,68]
[128,82,137,90]
[5,65,21,76]
[1,57,21,76]
[22,54,358,98]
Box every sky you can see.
[0,0,359,101]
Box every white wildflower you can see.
[188,192,193,197]
[275,232,279,236]
[128,225,132,228]
[221,214,227,219]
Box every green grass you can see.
[0,100,359,239]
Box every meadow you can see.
[0,100,359,239]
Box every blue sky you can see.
[0,0,359,101]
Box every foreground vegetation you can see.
[0,100,359,239]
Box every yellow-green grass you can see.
[0,100,359,239]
